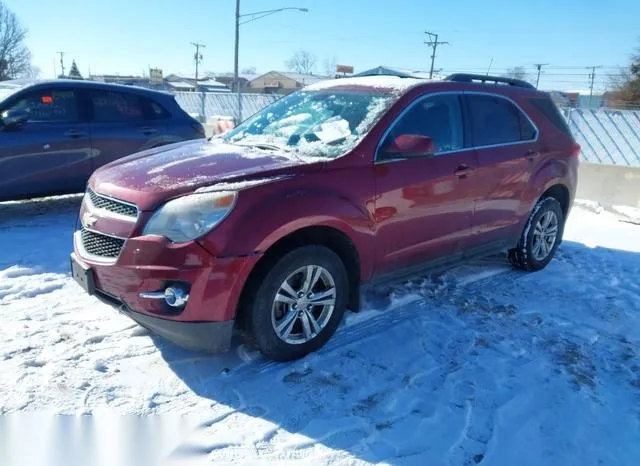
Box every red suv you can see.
[70,73,579,361]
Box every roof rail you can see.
[445,73,536,89]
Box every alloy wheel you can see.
[271,265,337,345]
[532,210,559,261]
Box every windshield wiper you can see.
[235,142,285,152]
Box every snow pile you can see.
[1,198,640,465]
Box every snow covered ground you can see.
[1,196,639,466]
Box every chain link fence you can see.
[173,91,640,168]
[173,91,280,123]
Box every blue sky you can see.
[6,0,639,92]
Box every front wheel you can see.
[509,196,564,271]
[246,245,349,361]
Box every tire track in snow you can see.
[230,258,527,378]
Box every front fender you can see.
[200,187,376,280]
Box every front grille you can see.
[87,188,137,218]
[80,228,125,259]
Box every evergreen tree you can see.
[68,60,82,80]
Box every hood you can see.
[90,139,319,210]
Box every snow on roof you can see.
[197,79,227,87]
[304,75,424,93]
[354,65,433,79]
[167,81,195,89]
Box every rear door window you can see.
[5,89,79,122]
[466,94,537,146]
[90,90,145,122]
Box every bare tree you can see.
[285,49,317,75]
[0,2,31,80]
[502,66,529,82]
[607,43,640,108]
[323,56,337,77]
[241,66,257,74]
[24,63,39,79]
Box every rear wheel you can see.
[509,196,564,271]
[246,245,349,361]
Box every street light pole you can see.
[234,0,241,122]
[232,3,308,123]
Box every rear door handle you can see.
[454,165,473,178]
[64,129,87,138]
[139,126,157,135]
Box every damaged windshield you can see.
[220,89,396,158]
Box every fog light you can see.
[164,286,189,308]
[140,284,189,308]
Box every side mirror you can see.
[1,108,29,130]
[384,134,435,158]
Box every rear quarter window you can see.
[145,98,171,120]
[528,97,573,137]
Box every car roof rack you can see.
[445,73,536,89]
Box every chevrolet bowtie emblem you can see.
[83,213,98,228]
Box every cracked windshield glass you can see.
[221,90,395,157]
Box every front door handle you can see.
[454,165,473,178]
[64,129,87,138]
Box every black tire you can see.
[246,245,349,361]
[508,196,564,272]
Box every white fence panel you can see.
[564,108,640,167]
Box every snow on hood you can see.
[90,139,320,210]
[194,175,294,193]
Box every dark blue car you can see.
[0,79,205,201]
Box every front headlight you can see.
[143,191,237,243]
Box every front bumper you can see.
[92,287,235,352]
[70,232,261,352]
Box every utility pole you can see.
[191,42,205,84]
[424,31,449,79]
[587,65,602,108]
[534,63,548,89]
[486,58,494,76]
[57,51,65,77]
[587,65,602,109]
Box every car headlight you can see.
[143,191,237,243]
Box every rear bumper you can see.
[93,289,234,352]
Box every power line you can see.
[57,51,65,77]
[190,42,206,84]
[534,63,548,89]
[424,31,449,79]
